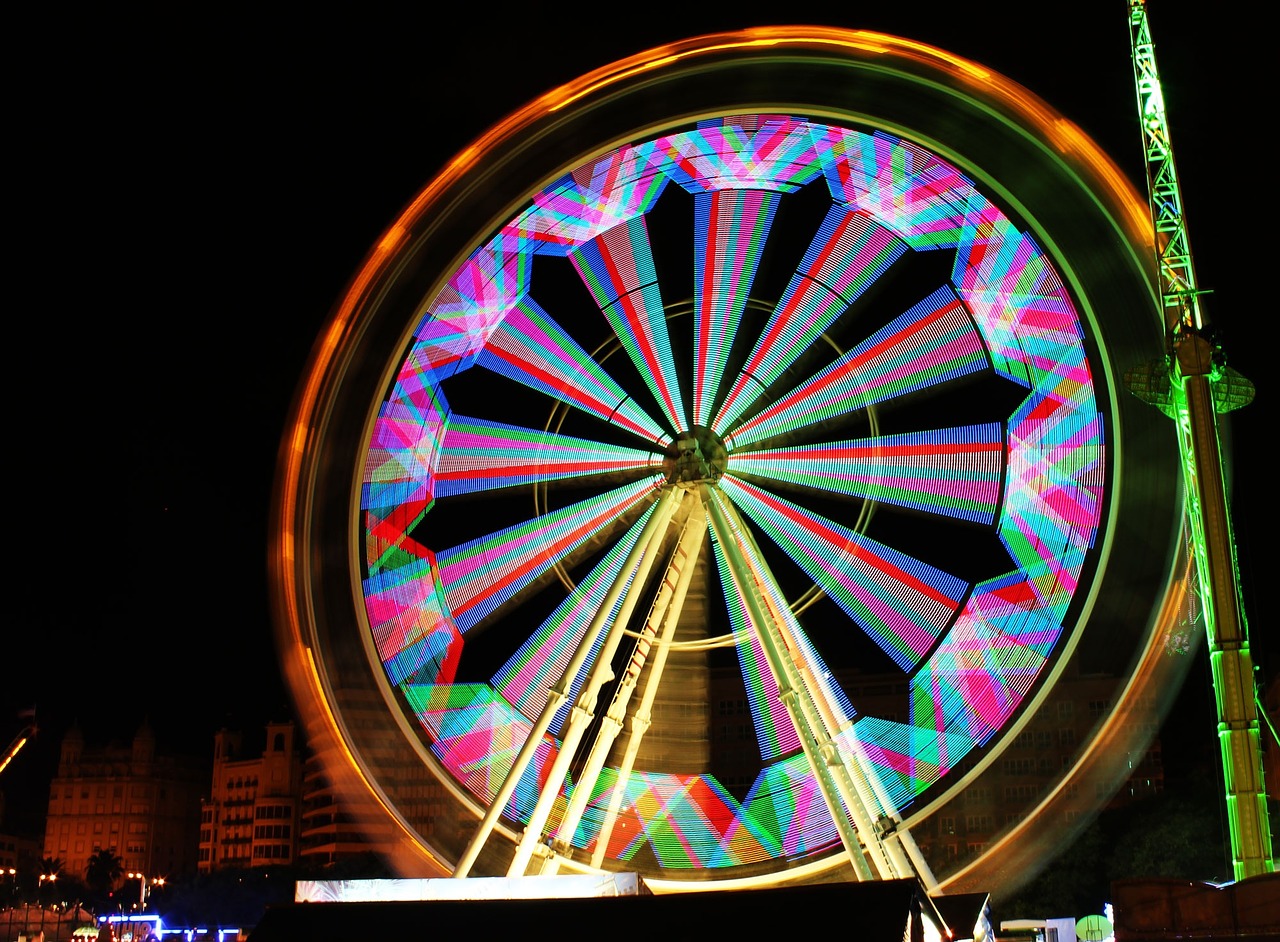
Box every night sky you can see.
[7,3,1265,847]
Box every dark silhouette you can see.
[84,849,124,909]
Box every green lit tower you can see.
[1126,0,1274,880]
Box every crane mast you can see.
[1127,0,1274,880]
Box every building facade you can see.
[0,830,42,879]
[199,717,439,873]
[42,720,206,883]
[297,685,450,874]
[708,662,1166,872]
[199,721,305,872]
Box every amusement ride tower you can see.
[1125,0,1272,881]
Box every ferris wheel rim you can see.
[271,25,1184,892]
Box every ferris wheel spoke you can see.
[725,286,990,449]
[731,423,1004,525]
[571,216,687,431]
[489,506,671,730]
[435,415,658,498]
[478,295,670,446]
[713,206,908,432]
[719,476,969,673]
[692,189,783,427]
[433,478,661,634]
[708,523,856,764]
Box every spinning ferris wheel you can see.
[270,27,1200,894]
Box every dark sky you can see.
[7,4,1264,841]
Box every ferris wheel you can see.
[270,27,1191,894]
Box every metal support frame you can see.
[543,500,708,874]
[1128,0,1273,880]
[453,487,682,878]
[453,478,936,887]
[702,485,933,887]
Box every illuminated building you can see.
[200,714,445,872]
[876,663,1165,868]
[199,721,303,871]
[710,661,1166,870]
[42,720,205,882]
[0,829,40,877]
[0,792,42,873]
[297,687,448,870]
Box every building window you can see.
[1004,785,1040,801]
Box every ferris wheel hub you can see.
[663,425,728,488]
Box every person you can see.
[27,932,45,942]
[95,925,117,941]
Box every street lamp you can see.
[125,872,164,910]
[126,871,147,908]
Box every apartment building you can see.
[198,721,304,872]
[42,720,206,881]
[708,662,1167,870]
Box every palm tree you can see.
[84,848,123,904]
[39,856,63,879]
[37,857,63,902]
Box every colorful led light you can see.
[360,114,1104,872]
